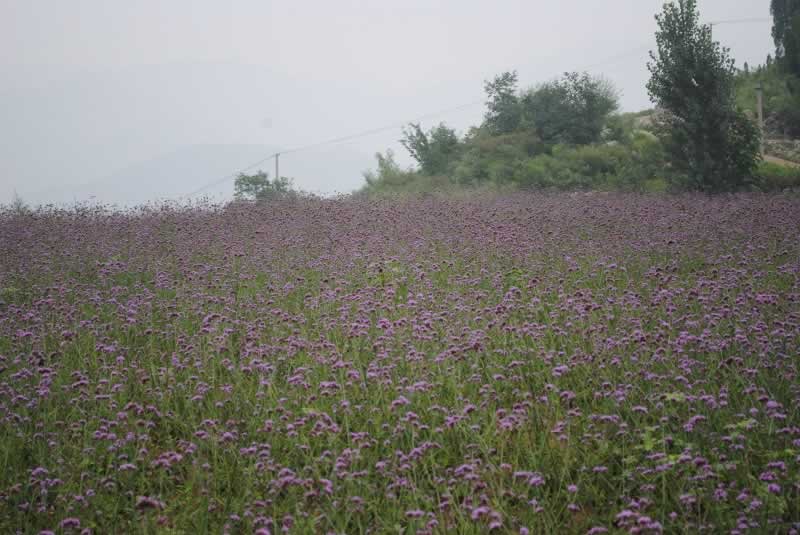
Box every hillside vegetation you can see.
[360,1,800,196]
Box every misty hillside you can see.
[1,61,434,205]
[26,143,370,206]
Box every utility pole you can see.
[275,152,280,182]
[755,81,765,156]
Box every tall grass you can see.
[0,194,798,533]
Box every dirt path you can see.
[765,154,800,168]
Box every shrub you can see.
[234,170,295,200]
[758,160,800,190]
[516,142,664,192]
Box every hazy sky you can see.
[1,0,774,205]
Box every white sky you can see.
[0,0,774,204]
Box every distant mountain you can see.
[26,143,372,206]
[2,61,413,206]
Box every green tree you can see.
[362,150,411,188]
[8,191,31,215]
[647,0,761,192]
[400,122,461,176]
[521,72,619,147]
[735,58,800,138]
[483,71,522,135]
[234,170,293,200]
[769,0,800,136]
[771,0,800,76]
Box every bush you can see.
[361,150,465,195]
[516,141,665,192]
[234,171,295,200]
[757,160,800,190]
[520,72,619,148]
[451,130,541,186]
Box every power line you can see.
[185,16,772,198]
[709,17,771,26]
[183,102,485,198]
[184,153,278,198]
[183,47,654,199]
[580,44,653,71]
[280,102,483,157]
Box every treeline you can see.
[363,72,668,194]
[362,0,800,195]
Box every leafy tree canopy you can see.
[400,123,461,176]
[483,71,522,135]
[521,72,619,147]
[234,170,293,200]
[771,0,800,76]
[647,0,761,192]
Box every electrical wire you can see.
[709,17,771,26]
[183,46,656,198]
[184,16,773,198]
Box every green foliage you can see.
[647,0,761,192]
[515,137,667,192]
[483,71,522,135]
[372,104,668,195]
[440,129,666,193]
[771,0,800,76]
[517,145,627,190]
[758,160,800,190]
[6,197,799,532]
[620,131,670,189]
[233,170,293,200]
[400,122,461,176]
[521,72,619,147]
[7,191,31,215]
[735,61,800,138]
[775,85,800,137]
[363,0,777,196]
[361,150,435,193]
[451,129,541,186]
[394,70,625,192]
[603,113,638,144]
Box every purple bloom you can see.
[136,496,165,510]
[471,506,490,520]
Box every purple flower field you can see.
[1,193,799,534]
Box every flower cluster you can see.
[0,193,798,533]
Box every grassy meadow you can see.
[0,194,798,534]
